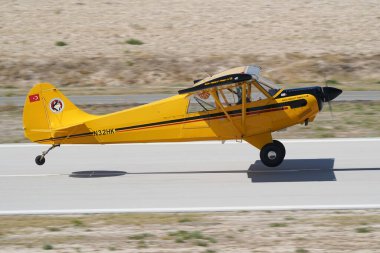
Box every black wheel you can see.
[273,140,286,157]
[35,155,45,166]
[260,141,286,167]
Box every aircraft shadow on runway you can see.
[247,158,336,183]
[69,158,380,182]
[70,158,336,182]
[70,170,127,178]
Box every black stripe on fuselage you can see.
[35,98,308,142]
[115,99,307,131]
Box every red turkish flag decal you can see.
[29,94,40,103]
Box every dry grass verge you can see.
[1,53,379,97]
[0,210,379,252]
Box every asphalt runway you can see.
[1,91,380,106]
[1,138,380,214]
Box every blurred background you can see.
[1,0,380,143]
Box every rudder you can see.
[23,83,97,144]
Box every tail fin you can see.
[23,83,97,144]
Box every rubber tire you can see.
[273,140,286,157]
[35,155,46,166]
[260,141,286,167]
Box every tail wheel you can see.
[260,140,286,167]
[34,144,60,166]
[35,155,46,166]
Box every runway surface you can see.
[1,138,380,214]
[1,91,379,106]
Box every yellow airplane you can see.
[23,65,342,167]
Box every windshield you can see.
[256,76,281,96]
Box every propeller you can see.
[321,75,342,117]
[323,74,332,117]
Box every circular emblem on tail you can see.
[49,98,64,113]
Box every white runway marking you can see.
[1,205,380,216]
[0,174,64,177]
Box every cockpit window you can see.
[218,86,239,106]
[218,83,267,106]
[186,72,281,113]
[187,92,216,113]
[256,76,281,96]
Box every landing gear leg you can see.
[260,140,286,167]
[35,144,60,166]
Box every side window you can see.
[249,83,266,101]
[218,83,267,107]
[187,91,216,113]
[218,87,239,106]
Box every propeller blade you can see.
[320,85,342,119]
[328,101,334,118]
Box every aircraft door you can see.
[183,93,215,129]
[211,83,271,138]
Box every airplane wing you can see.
[178,73,252,95]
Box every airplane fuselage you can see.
[36,87,321,146]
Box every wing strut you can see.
[241,82,247,135]
[210,89,243,139]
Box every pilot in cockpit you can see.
[236,86,251,105]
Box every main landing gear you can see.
[260,140,286,167]
[35,144,60,166]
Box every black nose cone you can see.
[322,87,342,102]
